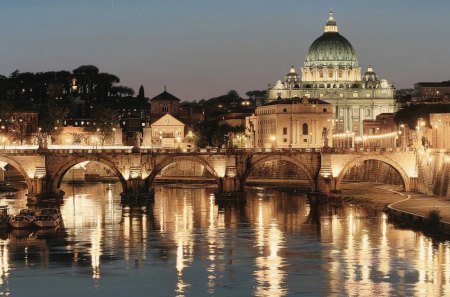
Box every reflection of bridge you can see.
[0,145,429,200]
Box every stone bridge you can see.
[0,146,420,200]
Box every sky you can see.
[0,0,449,100]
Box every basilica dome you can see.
[304,12,358,68]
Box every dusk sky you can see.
[1,0,449,100]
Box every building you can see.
[428,113,450,149]
[266,11,396,135]
[149,88,204,127]
[150,114,185,148]
[246,97,332,149]
[415,81,450,98]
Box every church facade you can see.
[266,11,396,135]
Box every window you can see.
[162,105,169,113]
[302,123,308,135]
[283,108,287,113]
[323,108,327,112]
[283,138,287,143]
[283,127,287,135]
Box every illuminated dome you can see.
[304,11,358,68]
[362,66,380,89]
[284,65,300,88]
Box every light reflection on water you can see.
[0,183,448,296]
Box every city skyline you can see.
[1,0,449,100]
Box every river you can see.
[0,183,449,296]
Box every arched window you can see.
[302,123,308,135]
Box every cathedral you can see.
[266,11,396,135]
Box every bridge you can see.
[0,144,426,201]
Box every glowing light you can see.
[353,132,399,141]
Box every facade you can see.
[428,113,450,149]
[150,114,185,148]
[246,97,333,149]
[149,89,204,127]
[415,81,450,98]
[266,11,396,135]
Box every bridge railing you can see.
[0,145,39,154]
[0,145,420,155]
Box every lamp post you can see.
[112,128,116,145]
[400,124,405,148]
[270,135,276,149]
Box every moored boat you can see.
[34,208,61,228]
[39,208,61,218]
[33,215,61,228]
[10,215,34,229]
[9,209,36,229]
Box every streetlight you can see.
[270,135,276,149]
[400,123,406,148]
[112,128,116,145]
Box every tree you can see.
[110,85,135,97]
[246,90,266,98]
[193,121,245,148]
[73,65,100,96]
[137,85,145,100]
[83,108,119,145]
[39,105,69,138]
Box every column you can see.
[0,168,4,183]
[342,107,348,133]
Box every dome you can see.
[284,65,300,87]
[363,66,378,82]
[362,66,379,89]
[304,12,358,68]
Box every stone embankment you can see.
[335,182,450,233]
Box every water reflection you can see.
[0,183,447,296]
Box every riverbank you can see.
[335,182,450,234]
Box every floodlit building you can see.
[150,114,185,148]
[246,97,333,149]
[428,113,450,149]
[266,11,396,135]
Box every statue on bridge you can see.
[133,131,143,149]
[322,128,329,148]
[46,134,52,147]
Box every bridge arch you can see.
[0,155,33,191]
[147,155,219,185]
[52,156,127,192]
[242,155,316,191]
[335,155,411,191]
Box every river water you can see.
[0,183,449,297]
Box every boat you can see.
[39,208,61,218]
[33,208,61,228]
[33,215,61,228]
[9,209,36,229]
